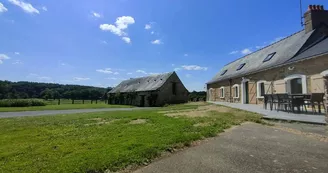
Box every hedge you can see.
[0,99,46,107]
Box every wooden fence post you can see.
[324,76,328,123]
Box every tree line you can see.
[0,80,111,103]
[189,91,206,101]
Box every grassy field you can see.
[0,103,263,173]
[0,99,132,112]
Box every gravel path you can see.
[134,123,328,173]
[0,107,155,118]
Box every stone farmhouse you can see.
[108,72,189,107]
[207,4,328,111]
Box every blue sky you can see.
[0,0,327,91]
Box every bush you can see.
[0,99,46,107]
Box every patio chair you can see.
[271,94,279,111]
[303,93,325,114]
[277,94,292,112]
[263,94,270,110]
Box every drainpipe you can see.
[229,79,232,103]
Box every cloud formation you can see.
[8,0,39,14]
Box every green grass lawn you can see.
[0,103,133,112]
[0,103,262,173]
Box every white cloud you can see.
[171,64,175,67]
[136,70,147,74]
[100,16,135,37]
[0,3,8,13]
[8,0,39,14]
[241,48,252,55]
[41,6,47,11]
[115,16,135,29]
[101,40,108,44]
[184,53,188,57]
[92,11,101,18]
[73,77,90,81]
[181,65,208,71]
[100,24,124,36]
[14,52,20,55]
[186,74,192,78]
[151,31,155,35]
[229,50,239,55]
[38,76,51,80]
[122,37,131,43]
[149,72,160,75]
[106,77,126,80]
[0,54,10,64]
[151,39,162,45]
[12,60,23,64]
[96,68,113,74]
[174,67,181,71]
[255,46,264,49]
[127,72,133,75]
[113,72,119,75]
[145,24,151,30]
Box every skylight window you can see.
[263,52,276,62]
[221,70,228,76]
[236,63,246,71]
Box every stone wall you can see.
[157,72,189,106]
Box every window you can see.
[284,74,307,94]
[221,70,228,76]
[219,87,225,98]
[290,78,303,94]
[263,52,276,62]
[232,84,239,98]
[257,81,266,98]
[172,82,177,95]
[236,63,246,71]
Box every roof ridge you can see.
[126,71,174,81]
[224,29,305,67]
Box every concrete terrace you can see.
[209,101,326,125]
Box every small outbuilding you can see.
[108,72,189,107]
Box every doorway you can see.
[245,81,249,104]
[241,79,250,104]
[140,95,145,107]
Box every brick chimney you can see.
[304,5,328,33]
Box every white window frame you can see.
[256,80,266,98]
[232,84,239,98]
[284,74,307,94]
[219,87,225,98]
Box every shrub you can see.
[0,99,46,107]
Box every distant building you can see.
[207,5,328,105]
[108,72,189,107]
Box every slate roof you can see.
[109,72,174,93]
[207,28,327,84]
[286,36,328,63]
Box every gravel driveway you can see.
[0,107,154,118]
[134,122,328,173]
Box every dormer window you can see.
[263,52,276,62]
[221,70,228,76]
[236,63,246,71]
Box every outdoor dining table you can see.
[288,94,311,113]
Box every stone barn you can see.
[108,72,189,107]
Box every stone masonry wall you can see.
[157,72,189,106]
